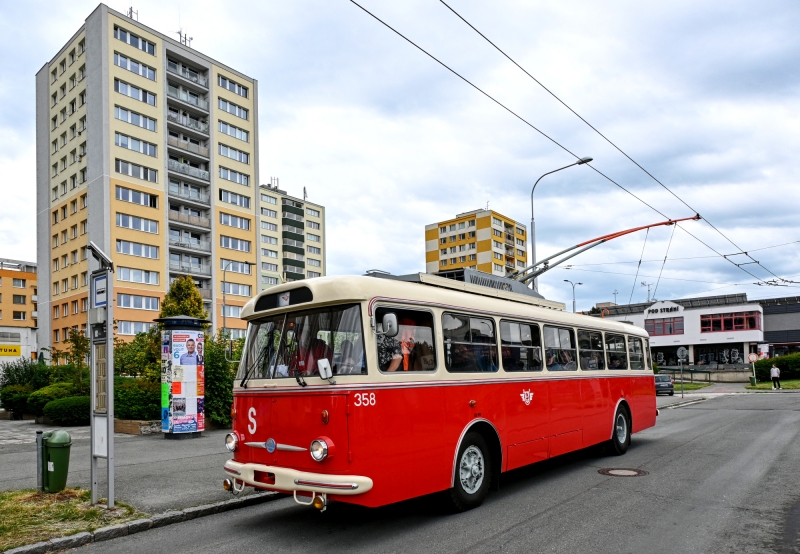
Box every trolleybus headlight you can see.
[310,439,328,462]
[225,433,238,452]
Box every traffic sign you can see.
[92,274,107,308]
[748,353,758,363]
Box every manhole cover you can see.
[598,468,649,477]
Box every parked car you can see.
[655,374,674,396]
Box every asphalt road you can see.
[73,394,800,554]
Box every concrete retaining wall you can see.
[114,419,161,435]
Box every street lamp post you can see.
[564,279,583,313]
[222,260,254,339]
[530,157,592,291]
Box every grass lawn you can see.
[674,382,713,391]
[0,488,146,551]
[746,379,800,391]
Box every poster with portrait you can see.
[162,330,205,433]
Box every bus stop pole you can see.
[680,360,684,399]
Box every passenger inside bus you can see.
[377,311,436,372]
[335,339,365,375]
[545,350,563,371]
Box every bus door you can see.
[543,325,583,457]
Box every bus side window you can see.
[606,334,628,370]
[443,313,498,372]
[543,325,577,371]
[628,336,644,370]
[578,329,605,370]
[376,308,436,372]
[500,320,542,372]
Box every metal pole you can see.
[680,359,684,399]
[106,267,114,509]
[36,431,43,493]
[222,263,227,339]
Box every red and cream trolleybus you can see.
[222,270,657,511]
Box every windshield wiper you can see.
[239,343,269,389]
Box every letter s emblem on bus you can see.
[248,407,257,434]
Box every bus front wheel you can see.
[610,404,631,455]
[449,432,491,512]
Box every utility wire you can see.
[437,0,789,283]
[652,223,677,300]
[629,228,649,303]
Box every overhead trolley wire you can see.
[628,228,649,303]
[652,223,677,300]
[437,0,790,284]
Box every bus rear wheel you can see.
[610,404,631,456]
[449,432,491,512]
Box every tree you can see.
[203,331,244,427]
[114,327,161,381]
[160,275,209,324]
[64,328,91,395]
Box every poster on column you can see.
[169,330,205,433]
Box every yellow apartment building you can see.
[0,260,38,360]
[425,209,528,277]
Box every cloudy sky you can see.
[2,0,799,311]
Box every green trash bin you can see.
[41,430,72,493]
[749,376,757,387]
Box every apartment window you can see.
[262,276,279,285]
[69,99,76,114]
[307,258,321,267]
[79,39,85,54]
[220,236,250,252]
[220,212,251,230]
[12,279,25,288]
[261,221,277,231]
[113,52,156,80]
[221,259,252,274]
[218,75,248,98]
[12,295,26,305]
[70,175,78,190]
[60,157,67,171]
[219,189,250,208]
[118,321,157,335]
[450,258,457,264]
[440,260,447,267]
[80,194,87,208]
[79,142,86,156]
[493,252,503,260]
[439,238,446,245]
[79,91,86,106]
[262,262,278,272]
[115,132,157,156]
[69,150,77,164]
[114,78,156,105]
[219,144,249,164]
[307,246,321,255]
[117,267,159,284]
[52,234,58,248]
[260,194,277,205]
[53,282,59,295]
[78,116,86,131]
[114,26,156,55]
[261,208,277,218]
[458,245,466,252]
[51,116,58,130]
[71,274,79,290]
[306,207,320,217]
[70,124,77,139]
[116,213,158,233]
[59,59,66,74]
[79,168,87,183]
[307,233,321,242]
[218,98,248,119]
[221,282,251,296]
[261,235,278,245]
[219,120,249,142]
[439,227,446,234]
[494,263,504,271]
[492,217,502,226]
[449,225,456,231]
[70,200,77,214]
[459,256,467,263]
[449,247,456,254]
[81,272,88,287]
[469,254,476,261]
[114,105,157,131]
[51,68,57,83]
[449,236,456,243]
[516,238,525,246]
[493,241,502,249]
[262,249,278,258]
[72,300,78,313]
[469,243,476,250]
[117,240,159,259]
[115,159,158,182]
[118,294,159,310]
[699,312,761,333]
[61,254,68,267]
[59,83,66,99]
[307,221,320,230]
[440,249,447,256]
[61,230,68,243]
[13,311,26,321]
[71,250,78,263]
[516,227,525,235]
[115,185,158,208]
[221,305,242,318]
[219,167,249,186]
[517,249,525,257]
[308,271,321,278]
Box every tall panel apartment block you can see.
[425,209,528,277]
[36,4,258,348]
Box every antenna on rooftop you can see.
[641,281,654,303]
[485,201,489,210]
[303,187,307,201]
[177,30,193,47]
[127,5,138,20]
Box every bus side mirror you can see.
[377,313,398,338]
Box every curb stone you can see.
[1,492,278,553]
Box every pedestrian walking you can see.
[770,364,781,390]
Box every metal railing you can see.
[283,212,304,222]
[168,184,210,205]
[198,288,212,299]
[283,239,304,247]
[283,253,305,261]
[167,85,209,110]
[166,112,209,134]
[169,262,211,276]
[168,237,211,252]
[168,159,209,181]
[166,65,209,87]
[167,136,209,158]
[168,210,210,228]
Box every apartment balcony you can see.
[168,159,209,181]
[31,295,38,302]
[169,262,212,276]
[32,311,38,318]
[168,184,210,206]
[167,85,209,111]
[168,210,210,229]
[168,237,211,253]
[166,64,209,88]
[198,288,212,300]
[166,111,209,135]
[167,136,209,158]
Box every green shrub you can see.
[0,384,33,413]
[0,358,49,390]
[115,379,160,420]
[652,363,659,374]
[43,396,90,426]
[754,353,800,382]
[204,334,242,428]
[27,382,76,417]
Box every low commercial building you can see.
[0,259,38,360]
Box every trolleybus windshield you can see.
[238,303,366,380]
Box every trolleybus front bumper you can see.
[224,460,373,496]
